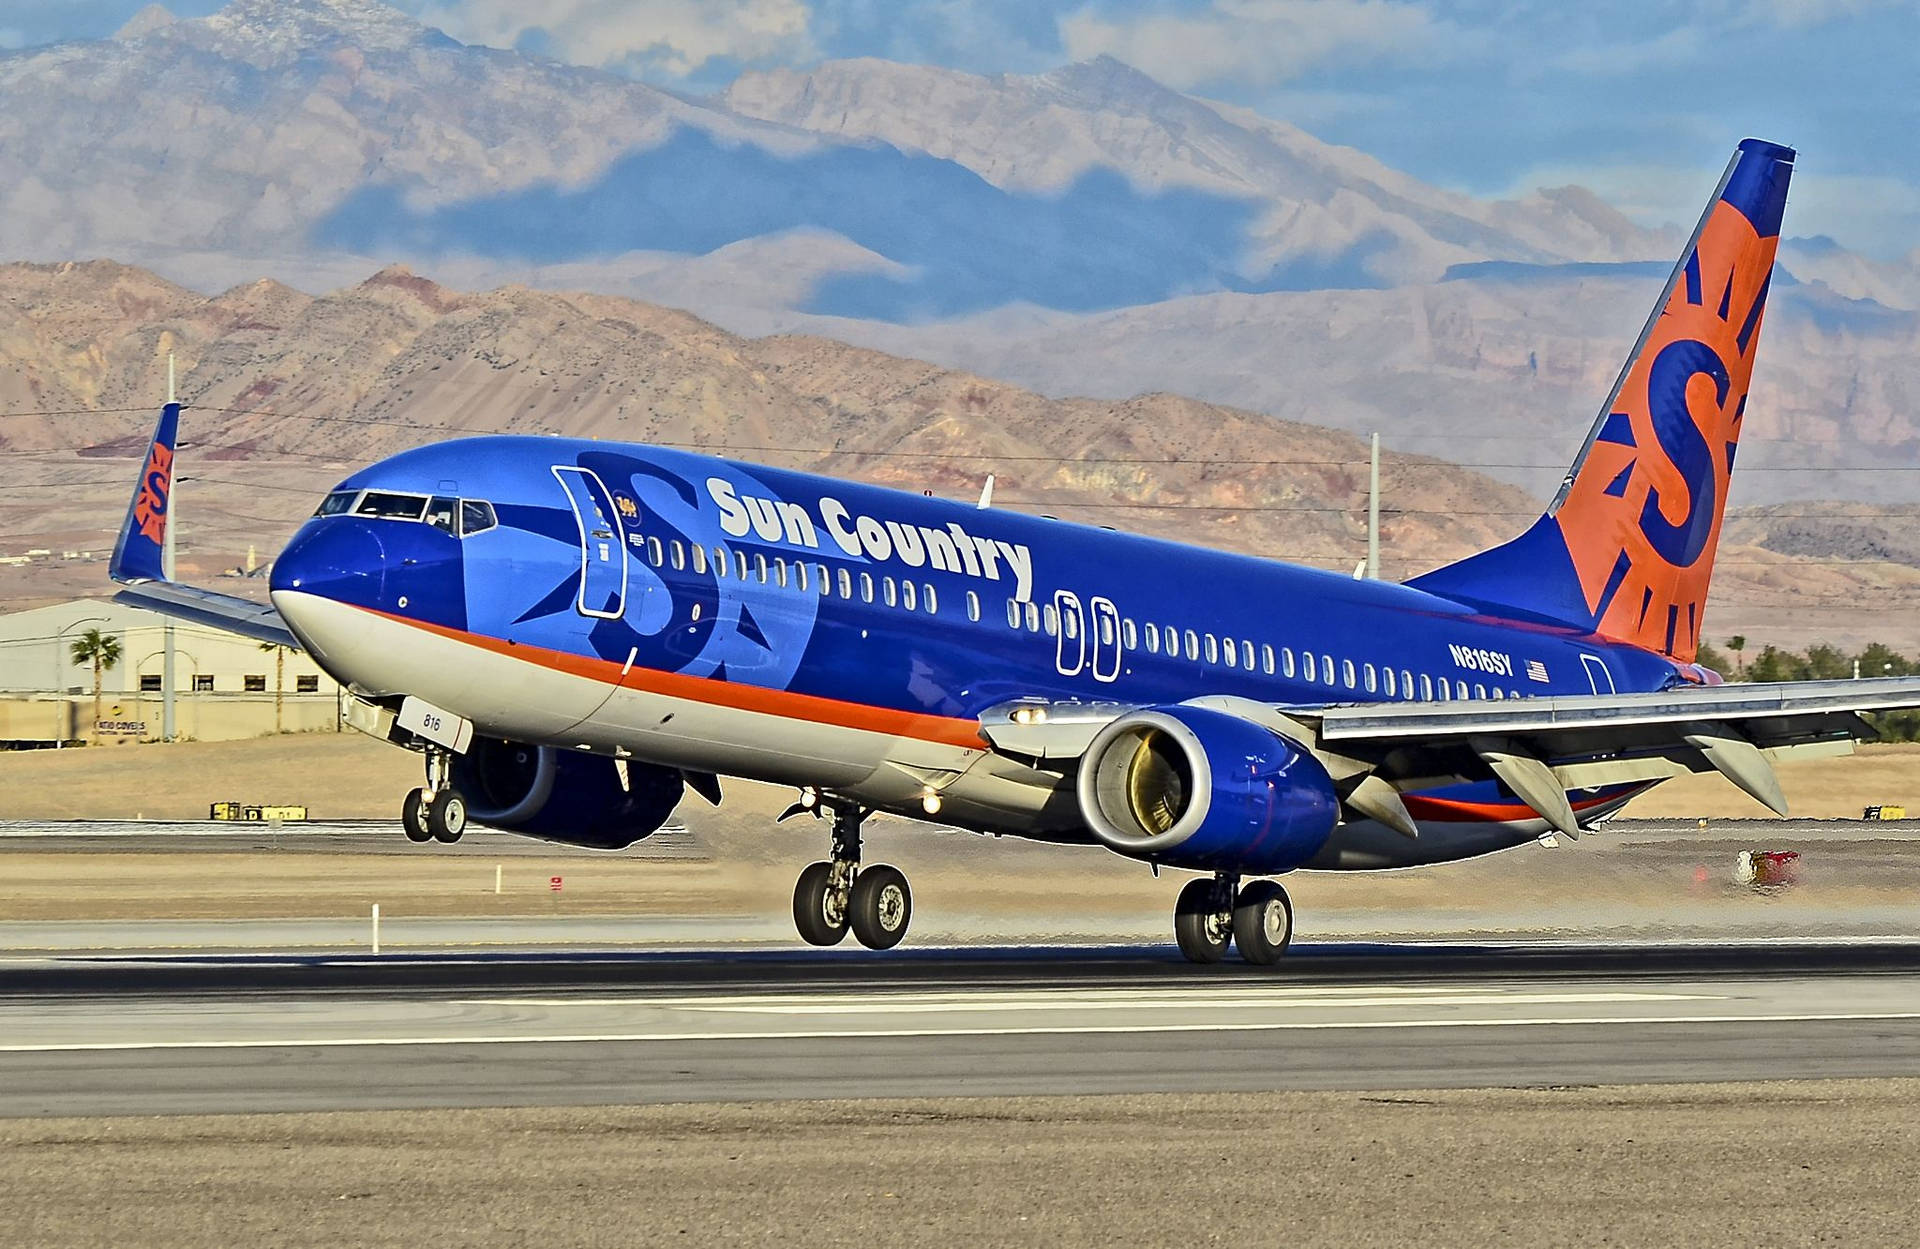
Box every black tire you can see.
[849,865,912,951]
[1173,877,1230,964]
[1232,880,1294,966]
[792,861,849,946]
[427,789,467,844]
[402,788,432,843]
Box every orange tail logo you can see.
[1552,200,1779,661]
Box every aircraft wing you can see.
[980,678,1920,834]
[106,402,304,651]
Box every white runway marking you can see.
[461,990,1716,1014]
[4,1012,1916,1055]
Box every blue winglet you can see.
[108,402,180,584]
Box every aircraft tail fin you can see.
[1407,138,1795,664]
[108,401,180,584]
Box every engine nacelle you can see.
[451,736,684,850]
[1076,704,1339,874]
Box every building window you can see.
[193,675,214,692]
[140,674,162,692]
[296,675,319,693]
[244,675,267,693]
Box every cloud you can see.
[1057,0,1452,90]
[1740,0,1919,27]
[415,0,815,80]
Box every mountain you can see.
[0,260,1915,655]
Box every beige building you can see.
[0,598,343,744]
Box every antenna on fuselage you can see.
[977,474,995,509]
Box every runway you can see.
[5,941,1920,1117]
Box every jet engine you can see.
[451,736,684,850]
[1075,704,1339,874]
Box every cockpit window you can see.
[314,490,359,517]
[459,500,497,537]
[356,491,429,520]
[425,496,458,535]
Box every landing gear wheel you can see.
[426,789,468,844]
[849,865,912,951]
[1173,877,1232,964]
[401,787,432,843]
[792,861,850,946]
[1232,880,1294,966]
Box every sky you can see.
[5,0,1916,256]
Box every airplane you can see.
[109,138,1920,964]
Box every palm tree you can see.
[259,641,290,734]
[1726,635,1748,679]
[69,628,122,745]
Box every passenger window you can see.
[1342,660,1356,689]
[1025,602,1040,632]
[1223,639,1238,668]
[670,541,686,571]
[425,496,457,535]
[1185,630,1200,662]
[356,491,427,520]
[1491,687,1505,700]
[1262,644,1276,675]
[1473,683,1486,699]
[1383,668,1395,697]
[714,548,729,578]
[1421,675,1433,700]
[737,551,751,580]
[860,573,874,603]
[817,565,831,595]
[794,561,806,591]
[1402,670,1414,700]
[902,581,917,611]
[774,557,788,587]
[1100,615,1115,646]
[1145,623,1159,653]
[1043,604,1058,637]
[838,568,852,599]
[1063,609,1077,640]
[1283,648,1296,679]
[1301,652,1315,682]
[1364,663,1377,693]
[883,577,897,607]
[967,592,980,622]
[1007,599,1021,628]
[1122,620,1137,649]
[459,500,497,536]
[922,584,936,614]
[1204,634,1218,664]
[691,544,708,574]
[1323,655,1335,685]
[754,554,768,583]
[646,537,664,566]
[1458,681,1470,699]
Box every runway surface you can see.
[5,941,1920,1117]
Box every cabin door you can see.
[551,466,627,620]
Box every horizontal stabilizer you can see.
[113,583,301,650]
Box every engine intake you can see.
[452,736,684,850]
[1076,704,1338,874]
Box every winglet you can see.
[109,402,180,584]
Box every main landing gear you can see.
[402,748,468,845]
[1174,874,1293,966]
[792,802,913,950]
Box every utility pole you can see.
[162,353,177,742]
[1365,431,1381,581]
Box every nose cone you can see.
[271,518,387,603]
[270,519,387,661]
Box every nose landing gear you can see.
[1174,873,1293,966]
[402,748,468,845]
[791,800,913,950]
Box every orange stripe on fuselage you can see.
[366,607,989,751]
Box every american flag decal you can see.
[1527,659,1550,683]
